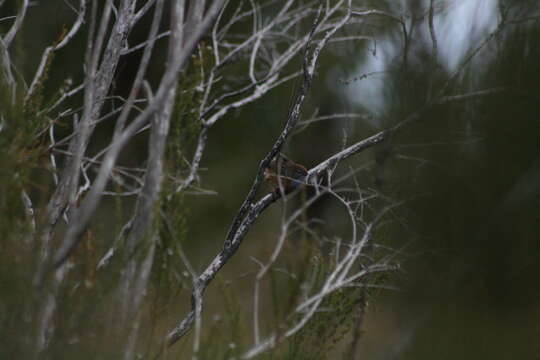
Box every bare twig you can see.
[25,0,86,101]
[428,0,438,61]
[3,0,28,48]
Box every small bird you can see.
[264,154,308,194]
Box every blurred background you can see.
[2,0,540,358]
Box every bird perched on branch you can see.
[264,154,308,195]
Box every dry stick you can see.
[224,0,343,250]
[426,0,439,100]
[51,0,227,270]
[132,0,157,25]
[0,36,16,103]
[428,0,438,61]
[115,2,166,359]
[166,2,327,346]
[25,0,86,102]
[178,1,337,194]
[0,0,29,103]
[3,0,28,48]
[34,0,133,287]
[183,0,206,46]
[436,87,506,104]
[33,1,119,353]
[167,0,356,347]
[251,171,361,347]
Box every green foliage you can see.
[0,22,66,231]
[168,43,214,171]
[0,98,44,232]
[0,100,47,359]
